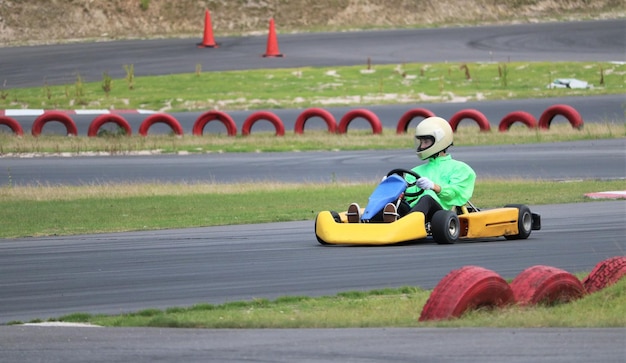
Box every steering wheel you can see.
[386,168,424,199]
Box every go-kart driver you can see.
[347,116,476,223]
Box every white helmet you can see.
[414,116,454,160]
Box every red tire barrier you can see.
[396,108,436,134]
[294,108,337,134]
[582,256,626,294]
[138,113,184,136]
[87,114,132,137]
[419,266,514,321]
[0,116,24,136]
[498,111,538,132]
[538,104,584,130]
[510,265,585,306]
[449,109,491,132]
[31,111,78,137]
[337,109,383,134]
[192,110,237,136]
[242,111,285,136]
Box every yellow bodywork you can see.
[458,207,519,238]
[315,210,427,245]
[315,207,523,245]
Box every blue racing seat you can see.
[361,174,408,221]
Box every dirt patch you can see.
[0,0,623,46]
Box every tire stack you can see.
[419,256,626,321]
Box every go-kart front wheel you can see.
[315,211,342,245]
[431,210,460,245]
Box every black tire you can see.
[315,235,329,245]
[431,210,460,244]
[504,204,533,240]
[330,211,342,223]
[314,215,328,245]
[315,211,342,246]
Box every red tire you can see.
[0,116,24,136]
[31,111,78,137]
[192,111,237,136]
[396,108,436,134]
[337,109,383,134]
[510,265,585,306]
[138,113,184,136]
[582,256,626,294]
[538,104,584,130]
[449,109,491,132]
[294,108,337,134]
[87,114,132,137]
[419,266,514,321]
[242,111,285,136]
[498,111,538,132]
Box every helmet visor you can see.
[415,136,435,152]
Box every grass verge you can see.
[16,275,625,328]
[1,178,624,239]
[1,61,624,113]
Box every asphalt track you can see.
[1,326,624,363]
[2,139,626,186]
[1,200,625,323]
[1,19,625,363]
[1,19,624,87]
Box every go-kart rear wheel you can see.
[431,210,460,244]
[504,204,532,240]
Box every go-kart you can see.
[315,169,541,245]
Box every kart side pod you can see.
[457,204,540,240]
[458,207,520,238]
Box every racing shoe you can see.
[383,203,399,223]
[347,203,361,223]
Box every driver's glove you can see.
[417,177,435,190]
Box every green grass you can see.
[21,276,624,328]
[1,179,624,239]
[1,61,624,112]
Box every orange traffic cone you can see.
[197,9,218,48]
[263,18,283,57]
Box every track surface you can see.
[1,327,624,363]
[1,19,624,87]
[2,139,625,185]
[1,20,625,363]
[1,201,624,324]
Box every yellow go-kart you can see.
[315,169,541,246]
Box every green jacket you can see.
[404,154,476,210]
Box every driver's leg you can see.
[409,195,443,222]
[398,200,411,216]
